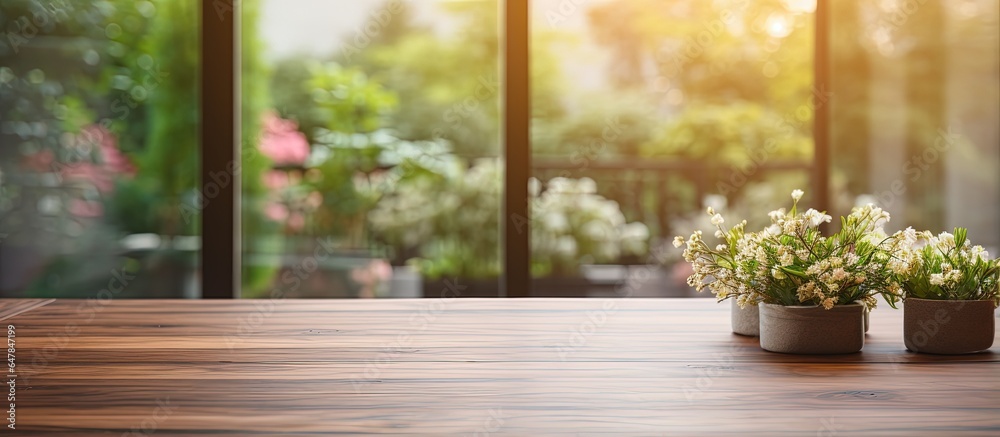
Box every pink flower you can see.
[351,259,393,298]
[78,125,136,176]
[287,212,305,232]
[263,170,290,190]
[306,191,323,208]
[61,162,115,193]
[22,149,54,172]
[68,199,104,218]
[264,202,289,221]
[59,125,136,195]
[259,111,310,166]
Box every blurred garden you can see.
[1,0,996,298]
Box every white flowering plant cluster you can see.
[369,159,650,279]
[675,189,908,310]
[531,177,649,276]
[887,227,1000,306]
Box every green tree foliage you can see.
[586,0,814,113]
[134,0,199,237]
[240,0,278,292]
[641,102,812,166]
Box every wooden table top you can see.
[4,298,998,436]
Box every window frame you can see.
[199,0,832,298]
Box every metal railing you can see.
[532,158,816,242]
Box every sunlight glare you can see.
[765,14,793,38]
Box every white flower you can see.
[541,212,569,232]
[791,189,804,201]
[764,224,781,236]
[528,177,541,197]
[822,297,837,310]
[779,251,794,267]
[782,219,800,235]
[710,214,725,226]
[771,268,787,280]
[802,208,832,228]
[555,236,577,257]
[715,230,725,239]
[673,236,685,248]
[831,267,848,281]
[929,273,945,286]
[768,208,786,223]
[621,222,649,241]
[972,245,989,262]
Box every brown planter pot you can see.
[731,299,759,336]
[759,302,865,354]
[903,298,996,354]
[864,307,870,333]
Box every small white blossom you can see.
[929,273,945,286]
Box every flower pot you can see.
[759,302,865,354]
[864,307,870,333]
[731,299,759,336]
[903,298,996,354]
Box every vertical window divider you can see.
[814,0,831,216]
[200,0,239,298]
[503,0,531,298]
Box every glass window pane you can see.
[0,0,201,298]
[831,0,999,251]
[242,0,503,298]
[529,0,815,297]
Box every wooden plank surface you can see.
[5,298,999,436]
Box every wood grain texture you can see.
[6,298,999,436]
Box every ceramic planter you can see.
[731,299,759,336]
[759,302,865,354]
[903,298,996,354]
[864,307,870,333]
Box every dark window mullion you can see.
[814,0,831,215]
[200,0,238,299]
[503,0,530,298]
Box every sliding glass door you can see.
[0,0,202,298]
[239,0,504,298]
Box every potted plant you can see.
[888,227,999,354]
[370,160,649,297]
[531,177,649,296]
[675,190,901,352]
[673,205,759,335]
